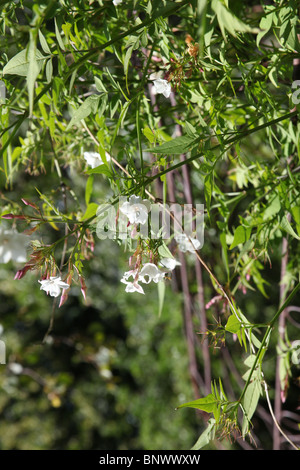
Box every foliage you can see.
[0,0,300,450]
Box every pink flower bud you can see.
[23,225,39,235]
[2,213,26,220]
[79,276,87,300]
[14,265,30,280]
[21,198,38,209]
[59,290,69,308]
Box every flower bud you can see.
[1,213,26,220]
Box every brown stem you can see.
[166,170,204,398]
[169,93,211,392]
[273,31,300,447]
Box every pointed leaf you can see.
[147,135,199,155]
[67,95,100,130]
[191,419,216,450]
[38,29,51,54]
[3,48,47,77]
[177,394,218,414]
[280,215,300,240]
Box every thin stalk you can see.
[273,227,290,449]
[136,97,144,195]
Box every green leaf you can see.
[204,173,213,216]
[147,135,199,155]
[54,18,66,51]
[226,312,248,350]
[85,164,112,177]
[191,418,216,450]
[230,225,251,249]
[27,33,41,117]
[158,243,173,259]
[157,281,165,318]
[177,394,218,414]
[124,45,134,93]
[3,48,47,77]
[45,59,53,84]
[243,354,257,368]
[38,30,51,55]
[241,378,262,436]
[280,215,300,240]
[142,126,156,144]
[225,314,241,334]
[211,0,259,40]
[85,175,94,206]
[291,205,300,236]
[263,194,281,220]
[220,232,229,281]
[81,202,99,221]
[67,95,100,130]
[256,9,274,47]
[94,76,107,93]
[249,330,262,350]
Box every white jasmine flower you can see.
[120,269,138,283]
[139,263,165,284]
[38,276,70,298]
[84,151,111,169]
[149,72,162,81]
[124,281,145,294]
[119,195,150,225]
[120,269,145,294]
[121,269,145,294]
[152,78,172,98]
[159,257,181,271]
[0,227,27,264]
[175,233,201,253]
[113,0,122,5]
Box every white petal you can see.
[9,363,23,374]
[128,195,142,205]
[159,258,180,271]
[153,79,171,98]
[119,201,131,216]
[149,72,162,81]
[121,269,137,282]
[57,280,70,289]
[135,206,148,225]
[39,279,51,290]
[120,200,149,225]
[175,233,201,253]
[139,263,165,284]
[49,284,61,297]
[124,282,144,294]
[84,152,102,168]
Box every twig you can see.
[264,380,299,450]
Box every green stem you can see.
[136,97,144,195]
